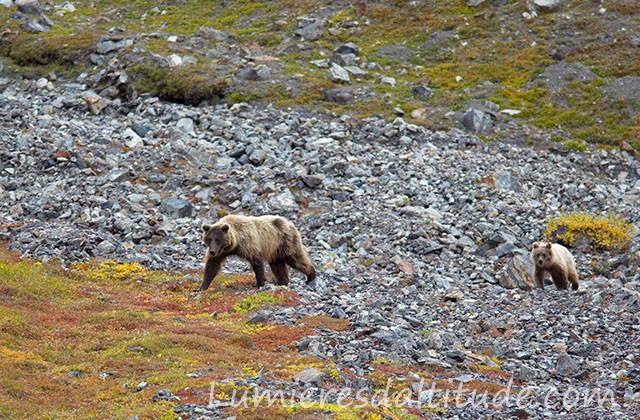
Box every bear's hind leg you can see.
[250,258,267,287]
[270,260,290,285]
[285,254,316,284]
[568,268,579,290]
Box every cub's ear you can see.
[532,242,539,249]
[221,224,230,233]
[202,224,211,232]
[546,242,552,249]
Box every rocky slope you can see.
[1,74,640,418]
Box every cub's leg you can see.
[568,268,579,290]
[550,267,569,290]
[250,257,267,287]
[200,254,225,291]
[269,260,290,285]
[533,268,545,289]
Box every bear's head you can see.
[202,223,233,257]
[532,242,552,268]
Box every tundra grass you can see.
[0,247,317,418]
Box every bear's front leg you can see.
[550,268,569,290]
[200,253,225,291]
[533,268,545,289]
[250,257,267,287]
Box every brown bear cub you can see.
[199,214,316,290]
[531,242,579,290]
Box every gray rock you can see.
[334,43,359,56]
[160,198,193,218]
[323,88,354,104]
[248,310,273,324]
[198,26,230,42]
[105,168,129,183]
[95,240,117,256]
[132,121,152,138]
[96,39,133,54]
[248,149,267,165]
[237,64,271,81]
[375,45,414,62]
[16,0,44,15]
[516,363,540,382]
[461,108,493,134]
[412,85,434,100]
[555,353,581,377]
[534,61,597,90]
[495,171,522,192]
[16,0,53,32]
[501,253,535,290]
[135,381,149,392]
[303,174,324,188]
[534,0,565,10]
[293,367,326,387]
[176,117,195,135]
[330,53,356,67]
[82,91,111,115]
[152,389,179,402]
[296,20,324,41]
[22,19,50,33]
[345,66,367,79]
[602,76,640,102]
[265,190,298,215]
[329,63,350,83]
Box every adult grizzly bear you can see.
[531,242,579,290]
[199,214,316,290]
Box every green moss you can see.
[129,63,228,105]
[4,32,99,68]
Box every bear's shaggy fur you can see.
[199,214,316,290]
[531,242,579,290]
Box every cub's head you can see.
[532,242,552,267]
[202,223,232,257]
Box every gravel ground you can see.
[1,77,639,418]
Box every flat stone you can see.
[329,63,350,83]
[293,367,325,387]
[82,91,111,115]
[160,198,193,218]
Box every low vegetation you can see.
[545,212,635,251]
[0,246,357,418]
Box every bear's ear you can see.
[221,224,230,233]
[532,243,539,249]
[202,224,211,232]
[546,242,552,249]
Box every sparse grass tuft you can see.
[545,212,635,250]
[233,292,284,313]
